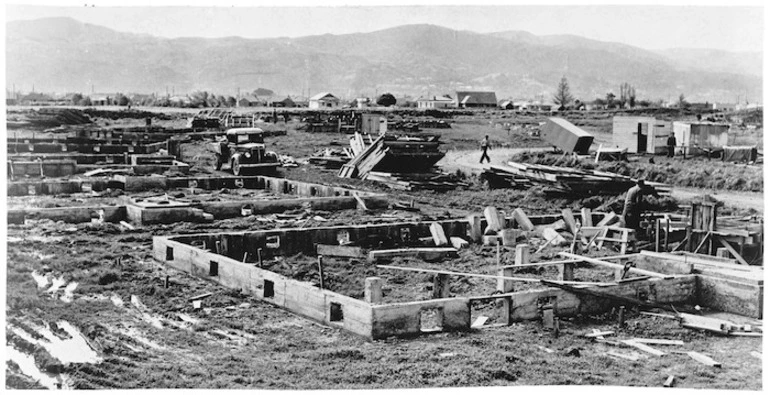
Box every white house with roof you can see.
[308,92,340,109]
[417,95,454,109]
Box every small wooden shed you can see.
[612,116,672,154]
[672,122,730,155]
[541,117,594,154]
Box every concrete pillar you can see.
[515,244,529,266]
[559,262,575,281]
[365,277,383,304]
[432,273,450,299]
[467,214,483,243]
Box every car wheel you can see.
[232,156,241,176]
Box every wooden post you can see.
[432,273,450,299]
[496,240,501,269]
[164,275,169,289]
[497,268,515,293]
[257,248,263,268]
[542,305,554,329]
[364,277,382,304]
[559,262,574,281]
[664,218,670,252]
[515,244,529,266]
[317,255,325,290]
[553,317,560,338]
[655,218,661,252]
[498,267,514,325]
[618,306,626,326]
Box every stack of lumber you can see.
[487,161,671,196]
[308,148,353,169]
[481,165,535,189]
[339,133,456,191]
[365,171,465,191]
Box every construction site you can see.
[5,105,764,390]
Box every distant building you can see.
[20,92,55,105]
[498,100,514,110]
[711,103,736,112]
[417,95,455,109]
[308,92,340,109]
[354,97,370,109]
[90,93,114,106]
[238,96,263,107]
[612,116,672,154]
[270,97,296,108]
[455,91,497,108]
[673,122,730,155]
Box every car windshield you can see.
[237,134,250,143]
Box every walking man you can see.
[479,135,491,164]
[666,132,676,158]
[621,179,659,230]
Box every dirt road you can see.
[439,148,764,212]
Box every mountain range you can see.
[6,17,762,103]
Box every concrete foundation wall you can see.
[154,238,374,338]
[508,275,696,321]
[370,298,470,340]
[8,179,110,196]
[167,220,469,260]
[9,206,126,224]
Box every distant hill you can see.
[6,18,762,103]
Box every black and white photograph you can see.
[3,0,765,390]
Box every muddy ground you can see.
[5,108,763,389]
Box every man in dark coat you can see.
[621,179,660,230]
[667,132,677,158]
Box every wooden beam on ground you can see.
[631,338,684,346]
[558,252,669,279]
[377,265,614,285]
[679,313,732,334]
[606,351,639,361]
[622,340,667,356]
[585,330,615,338]
[687,351,721,367]
[664,375,675,387]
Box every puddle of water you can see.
[46,276,67,295]
[13,321,101,364]
[5,346,61,389]
[30,271,50,289]
[60,282,78,303]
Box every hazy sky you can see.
[5,1,765,52]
